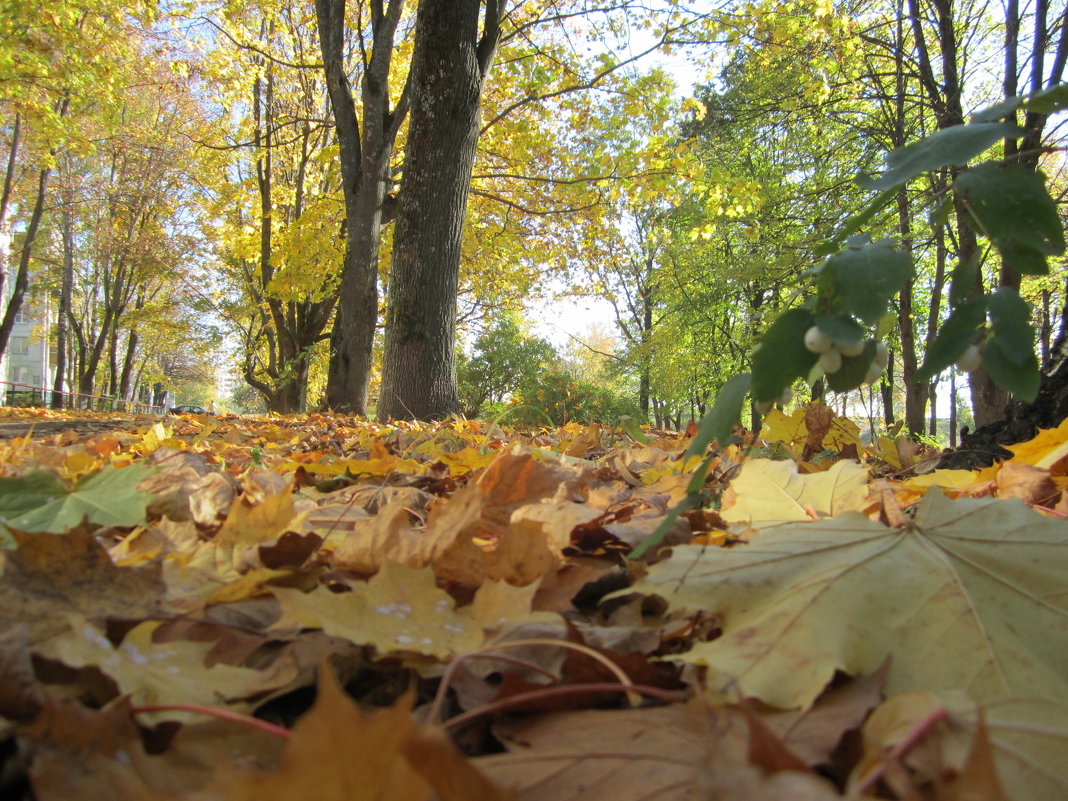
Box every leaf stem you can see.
[130,704,292,740]
[427,638,640,726]
[441,683,691,732]
[854,706,948,795]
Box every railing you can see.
[0,381,165,414]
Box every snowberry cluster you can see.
[803,326,890,384]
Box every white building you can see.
[0,222,55,406]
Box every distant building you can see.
[0,222,56,406]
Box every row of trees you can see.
[2,0,1066,436]
[0,2,218,408]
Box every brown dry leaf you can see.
[0,527,165,645]
[851,690,1068,801]
[508,501,602,552]
[803,403,835,460]
[427,486,557,587]
[993,460,1059,506]
[759,662,888,767]
[477,701,840,801]
[0,624,45,720]
[27,699,187,801]
[219,669,512,801]
[187,471,238,527]
[140,449,215,522]
[331,502,427,574]
[941,715,1010,801]
[565,422,602,457]
[212,483,308,572]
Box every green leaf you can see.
[917,297,987,383]
[814,314,864,347]
[983,337,1040,402]
[970,96,1024,122]
[825,340,877,392]
[860,122,1025,191]
[827,239,913,324]
[684,373,752,462]
[616,416,651,445]
[0,472,68,524]
[0,464,157,534]
[955,163,1065,275]
[987,287,1035,366]
[752,309,818,403]
[1024,83,1068,115]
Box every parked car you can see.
[169,404,214,415]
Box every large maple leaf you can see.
[626,492,1068,709]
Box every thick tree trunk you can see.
[378,0,502,420]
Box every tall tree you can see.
[315,0,410,414]
[377,0,504,420]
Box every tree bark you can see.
[378,0,503,420]
[316,0,407,414]
[53,174,74,408]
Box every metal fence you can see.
[0,381,164,414]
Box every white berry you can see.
[804,326,832,353]
[837,339,865,357]
[955,344,982,373]
[864,361,883,384]
[819,349,843,374]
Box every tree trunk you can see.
[316,0,407,414]
[53,171,75,408]
[378,0,503,420]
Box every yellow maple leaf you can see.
[721,458,870,526]
[1005,417,1068,471]
[760,409,807,448]
[272,561,554,662]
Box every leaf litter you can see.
[0,403,1066,799]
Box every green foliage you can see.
[457,316,555,418]
[859,122,1024,191]
[752,309,817,403]
[741,90,1063,409]
[509,364,643,427]
[955,164,1065,275]
[820,237,914,326]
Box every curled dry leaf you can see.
[477,700,840,801]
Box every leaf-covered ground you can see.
[0,403,1066,800]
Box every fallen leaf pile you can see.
[0,403,1066,800]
